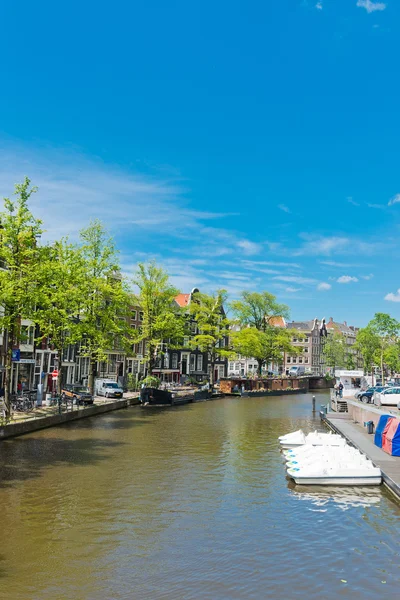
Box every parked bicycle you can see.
[11,395,34,413]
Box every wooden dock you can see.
[323,413,400,500]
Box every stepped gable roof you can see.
[287,320,314,331]
[174,287,200,308]
[175,293,191,307]
[269,316,286,327]
[326,317,357,335]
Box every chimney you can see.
[343,321,347,326]
[329,317,333,323]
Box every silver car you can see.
[373,387,400,407]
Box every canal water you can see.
[0,392,399,600]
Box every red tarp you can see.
[382,418,400,455]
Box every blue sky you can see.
[1,0,400,325]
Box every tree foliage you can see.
[322,332,346,370]
[188,290,232,385]
[35,239,85,394]
[231,326,300,375]
[230,291,289,332]
[0,178,43,415]
[77,220,132,394]
[365,313,400,384]
[133,262,184,375]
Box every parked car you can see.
[288,366,305,377]
[62,384,94,406]
[373,387,400,406]
[95,379,124,399]
[357,386,385,403]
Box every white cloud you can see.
[337,275,359,284]
[241,259,301,269]
[361,274,374,280]
[388,193,400,206]
[295,235,351,256]
[295,234,384,257]
[236,240,262,255]
[356,0,386,13]
[0,144,229,242]
[347,197,360,206]
[317,282,331,291]
[273,275,318,284]
[367,203,386,209]
[320,260,364,268]
[278,204,291,214]
[316,1,323,9]
[385,289,400,302]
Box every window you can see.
[190,354,196,372]
[183,337,189,347]
[304,347,308,353]
[292,357,297,363]
[172,353,178,369]
[164,353,170,368]
[139,312,144,321]
[197,355,203,371]
[131,310,137,320]
[305,357,309,363]
[298,357,303,363]
[190,322,197,334]
[235,362,240,370]
[287,357,291,363]
[292,337,297,342]
[131,323,136,329]
[229,362,234,371]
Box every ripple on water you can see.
[0,393,399,600]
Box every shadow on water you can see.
[0,436,125,489]
[65,409,151,430]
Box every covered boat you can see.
[382,417,400,456]
[374,415,393,448]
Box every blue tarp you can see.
[386,418,400,457]
[374,415,393,448]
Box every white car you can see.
[373,387,400,406]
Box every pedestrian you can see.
[338,382,344,398]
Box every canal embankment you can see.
[323,404,400,499]
[0,395,141,440]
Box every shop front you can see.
[334,369,364,398]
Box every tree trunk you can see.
[209,352,215,389]
[381,352,385,386]
[57,346,63,396]
[257,359,263,377]
[4,340,12,419]
[88,357,97,396]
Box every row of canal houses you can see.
[0,288,229,394]
[0,287,359,394]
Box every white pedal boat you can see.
[287,463,382,486]
[279,430,346,449]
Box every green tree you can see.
[189,290,232,387]
[231,326,301,376]
[322,332,346,371]
[355,327,381,374]
[35,239,85,395]
[230,291,289,332]
[78,220,132,395]
[133,262,184,376]
[383,344,400,376]
[0,178,43,417]
[367,313,400,385]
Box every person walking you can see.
[338,382,344,398]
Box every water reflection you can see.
[289,482,383,511]
[0,393,399,600]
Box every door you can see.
[181,353,189,375]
